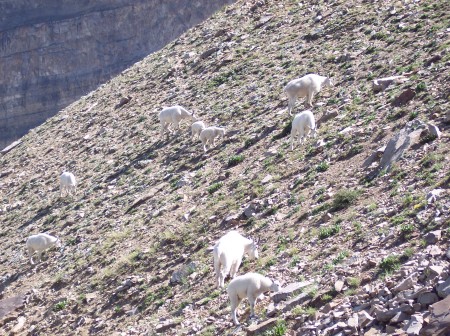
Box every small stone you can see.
[11,316,26,334]
[418,292,439,306]
[424,230,442,244]
[391,88,416,106]
[426,123,441,139]
[261,174,273,184]
[420,295,450,335]
[246,318,278,335]
[403,314,423,335]
[427,245,442,256]
[335,280,345,292]
[392,276,414,293]
[437,277,450,298]
[358,310,374,328]
[272,281,312,303]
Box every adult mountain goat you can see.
[158,105,196,137]
[284,74,333,115]
[213,231,259,288]
[26,233,61,265]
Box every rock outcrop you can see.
[0,0,235,149]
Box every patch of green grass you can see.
[53,300,68,312]
[228,154,244,167]
[379,255,401,276]
[316,162,329,172]
[347,277,361,288]
[263,320,286,336]
[207,182,223,194]
[416,82,427,92]
[331,189,360,211]
[319,223,340,240]
[333,250,349,264]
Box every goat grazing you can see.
[284,74,333,114]
[199,126,226,152]
[213,231,259,288]
[60,172,76,197]
[158,105,196,137]
[191,121,206,140]
[26,233,61,265]
[290,110,316,150]
[227,272,281,325]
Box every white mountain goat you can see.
[284,74,333,114]
[26,233,61,265]
[60,172,76,197]
[158,105,196,137]
[213,231,259,288]
[227,272,281,325]
[290,110,317,150]
[191,121,206,139]
[199,126,226,152]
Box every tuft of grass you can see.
[331,189,360,211]
[263,320,287,336]
[53,300,68,312]
[316,162,329,172]
[379,255,401,275]
[228,154,244,167]
[319,223,340,240]
[207,182,223,194]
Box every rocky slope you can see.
[0,0,235,150]
[0,0,449,335]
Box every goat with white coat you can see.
[290,110,317,150]
[213,231,258,288]
[60,172,76,197]
[199,126,226,152]
[158,105,196,137]
[227,272,281,325]
[284,74,333,115]
[26,233,61,265]
[191,121,206,140]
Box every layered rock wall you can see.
[0,0,234,149]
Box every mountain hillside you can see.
[0,0,235,150]
[0,0,449,335]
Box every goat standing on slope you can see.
[290,110,317,150]
[227,272,281,325]
[158,105,196,138]
[213,231,259,288]
[26,233,61,265]
[284,74,333,115]
[60,171,76,197]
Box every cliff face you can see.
[0,0,235,149]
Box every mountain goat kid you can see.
[60,171,76,197]
[227,272,281,325]
[284,74,333,115]
[213,231,259,288]
[158,105,196,138]
[26,233,61,265]
[191,121,206,140]
[290,110,317,150]
[200,126,226,152]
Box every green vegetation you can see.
[331,189,360,211]
[319,223,340,239]
[207,182,223,194]
[228,154,245,167]
[263,320,287,336]
[53,300,68,312]
[379,255,401,275]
